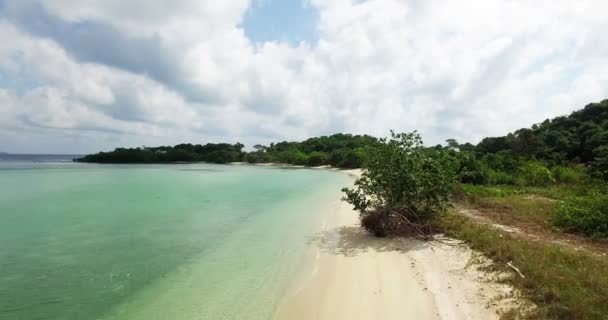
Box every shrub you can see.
[514,162,555,186]
[554,192,608,237]
[590,146,608,181]
[551,165,586,184]
[456,153,487,184]
[307,151,329,166]
[342,131,457,237]
[484,168,515,185]
[329,148,366,168]
[292,151,309,166]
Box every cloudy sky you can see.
[1,0,607,153]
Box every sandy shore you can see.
[274,169,517,320]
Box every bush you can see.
[342,131,457,237]
[590,146,608,181]
[456,153,487,184]
[329,148,366,168]
[554,192,608,237]
[514,162,555,186]
[307,151,329,166]
[551,165,586,184]
[484,168,515,185]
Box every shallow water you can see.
[0,161,349,320]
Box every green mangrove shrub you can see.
[342,131,457,237]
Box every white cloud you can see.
[1,0,608,153]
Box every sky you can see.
[1,0,607,154]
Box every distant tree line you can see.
[245,133,379,168]
[76,134,378,168]
[75,143,246,164]
[77,99,608,178]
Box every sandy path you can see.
[274,170,515,320]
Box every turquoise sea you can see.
[0,157,350,320]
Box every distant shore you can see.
[273,169,517,320]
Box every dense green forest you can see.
[75,143,245,164]
[439,99,608,187]
[244,133,378,168]
[76,134,378,168]
[452,99,608,183]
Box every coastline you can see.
[273,169,518,320]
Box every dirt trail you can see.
[455,204,608,257]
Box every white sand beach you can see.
[274,169,516,320]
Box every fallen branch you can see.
[507,261,525,279]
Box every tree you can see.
[342,131,457,237]
[253,144,267,152]
[590,146,608,181]
[445,139,460,151]
[307,151,329,166]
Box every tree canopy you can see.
[245,133,379,168]
[75,143,245,164]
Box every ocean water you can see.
[0,158,350,320]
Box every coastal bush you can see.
[514,162,555,187]
[342,131,457,237]
[553,192,608,238]
[307,151,329,166]
[551,165,586,184]
[485,168,516,185]
[329,148,366,168]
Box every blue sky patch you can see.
[242,0,318,45]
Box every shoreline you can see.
[273,169,519,320]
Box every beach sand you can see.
[274,169,516,320]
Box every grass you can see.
[457,183,583,200]
[440,213,608,320]
[455,184,560,230]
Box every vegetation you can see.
[452,99,608,183]
[245,133,378,168]
[441,213,608,320]
[338,100,608,318]
[554,191,608,238]
[77,133,378,169]
[438,100,608,237]
[342,132,457,237]
[455,186,558,229]
[75,143,245,164]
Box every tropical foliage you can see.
[554,191,608,238]
[75,143,246,164]
[245,133,378,168]
[342,132,457,237]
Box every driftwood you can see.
[507,261,525,279]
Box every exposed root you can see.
[360,208,439,239]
